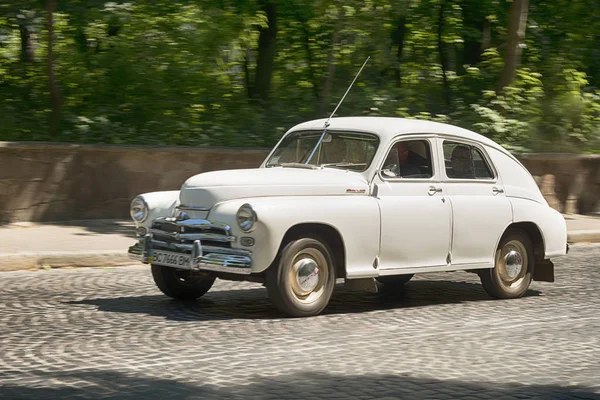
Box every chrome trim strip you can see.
[127,234,152,263]
[200,253,252,268]
[176,205,211,212]
[149,229,236,243]
[150,250,252,274]
[128,252,144,261]
[151,239,252,256]
[153,217,233,237]
[196,257,252,274]
[179,233,236,242]
[127,237,253,274]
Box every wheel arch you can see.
[501,221,545,263]
[276,223,346,279]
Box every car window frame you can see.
[263,128,381,171]
[377,135,437,182]
[438,138,498,182]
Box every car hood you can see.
[179,167,370,209]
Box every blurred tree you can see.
[46,0,60,137]
[437,0,451,108]
[0,0,597,152]
[252,0,277,107]
[499,0,529,89]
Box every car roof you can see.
[288,116,509,155]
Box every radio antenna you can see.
[326,56,370,127]
[305,56,370,164]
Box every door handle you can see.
[492,187,505,195]
[428,186,442,196]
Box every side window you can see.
[443,141,494,180]
[382,139,433,179]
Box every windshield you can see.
[265,130,379,172]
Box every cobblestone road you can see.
[1,245,599,399]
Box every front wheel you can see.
[265,237,336,317]
[151,264,215,300]
[480,229,533,299]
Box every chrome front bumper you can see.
[128,218,253,275]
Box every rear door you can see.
[439,139,513,266]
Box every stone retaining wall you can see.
[0,142,598,223]
[520,154,600,215]
[0,142,269,223]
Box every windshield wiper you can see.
[275,162,320,170]
[321,162,367,169]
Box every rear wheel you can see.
[480,229,533,298]
[265,237,336,317]
[151,264,215,300]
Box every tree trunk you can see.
[499,0,529,89]
[482,18,491,51]
[72,7,89,54]
[391,16,407,87]
[300,20,320,100]
[47,0,61,138]
[253,1,277,108]
[460,0,485,70]
[438,0,451,108]
[244,50,253,99]
[19,18,35,63]
[320,8,344,115]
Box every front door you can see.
[376,137,452,270]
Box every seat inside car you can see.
[406,140,431,177]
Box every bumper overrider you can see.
[128,217,252,275]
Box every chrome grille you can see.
[150,217,234,251]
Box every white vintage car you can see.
[128,117,568,317]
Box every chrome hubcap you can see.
[504,250,523,279]
[288,248,329,304]
[295,259,320,293]
[497,240,527,287]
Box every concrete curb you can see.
[0,251,137,272]
[568,230,600,244]
[1,230,599,272]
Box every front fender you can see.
[134,191,180,229]
[209,196,381,276]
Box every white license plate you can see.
[151,250,192,269]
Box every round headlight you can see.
[236,204,257,232]
[130,196,148,223]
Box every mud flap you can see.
[533,259,555,282]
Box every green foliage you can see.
[0,0,598,152]
[462,68,544,152]
[535,70,600,153]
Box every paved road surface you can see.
[1,245,599,399]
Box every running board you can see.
[377,262,492,276]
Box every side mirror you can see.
[382,167,398,178]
